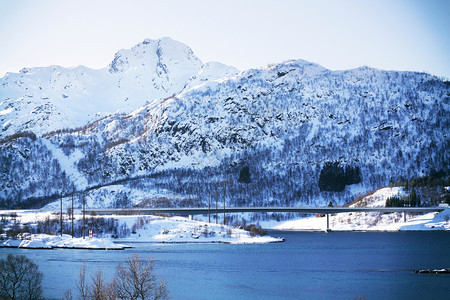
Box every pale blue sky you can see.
[0,0,449,78]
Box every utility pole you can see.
[82,192,86,239]
[71,192,74,238]
[215,186,218,224]
[208,189,211,223]
[223,187,226,225]
[60,193,63,236]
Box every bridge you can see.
[84,205,447,231]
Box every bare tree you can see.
[76,264,88,300]
[90,268,116,300]
[90,268,106,300]
[63,288,73,300]
[115,255,168,300]
[0,254,43,300]
[76,255,168,300]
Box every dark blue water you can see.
[1,231,449,299]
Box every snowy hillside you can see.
[0,38,449,210]
[0,37,238,137]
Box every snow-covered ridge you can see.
[0,37,238,137]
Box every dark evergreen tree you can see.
[238,166,252,184]
[318,162,346,192]
[408,189,420,207]
[386,196,402,207]
[345,165,362,185]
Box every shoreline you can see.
[267,228,449,232]
[0,236,285,250]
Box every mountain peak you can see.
[0,37,235,137]
[108,37,202,74]
[143,36,173,44]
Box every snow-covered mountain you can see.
[0,37,238,137]
[0,38,448,209]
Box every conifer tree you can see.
[238,166,252,184]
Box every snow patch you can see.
[1,234,128,250]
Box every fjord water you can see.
[1,231,449,299]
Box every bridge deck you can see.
[84,206,444,216]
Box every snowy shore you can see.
[1,234,129,250]
[261,187,450,231]
[112,216,284,244]
[0,213,284,250]
[1,188,448,249]
[261,209,450,232]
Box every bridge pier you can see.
[403,212,406,222]
[326,214,330,231]
[189,215,193,220]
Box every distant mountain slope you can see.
[69,60,448,179]
[0,39,448,209]
[0,37,238,137]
